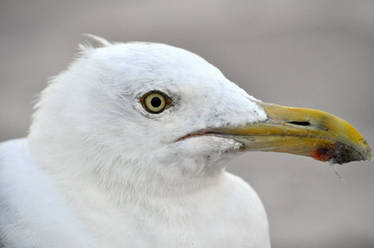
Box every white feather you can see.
[0,41,270,248]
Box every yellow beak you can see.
[207,103,371,164]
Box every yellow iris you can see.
[142,91,168,113]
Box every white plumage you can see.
[0,38,271,248]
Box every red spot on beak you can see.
[312,147,335,162]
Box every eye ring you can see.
[140,91,172,114]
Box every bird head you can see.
[29,37,372,189]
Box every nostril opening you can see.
[288,121,311,127]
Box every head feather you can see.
[78,34,111,54]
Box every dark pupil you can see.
[151,97,162,108]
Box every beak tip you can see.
[313,142,372,165]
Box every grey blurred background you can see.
[1,0,374,247]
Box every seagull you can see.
[0,36,372,248]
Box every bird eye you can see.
[140,91,172,114]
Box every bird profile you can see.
[0,36,371,248]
